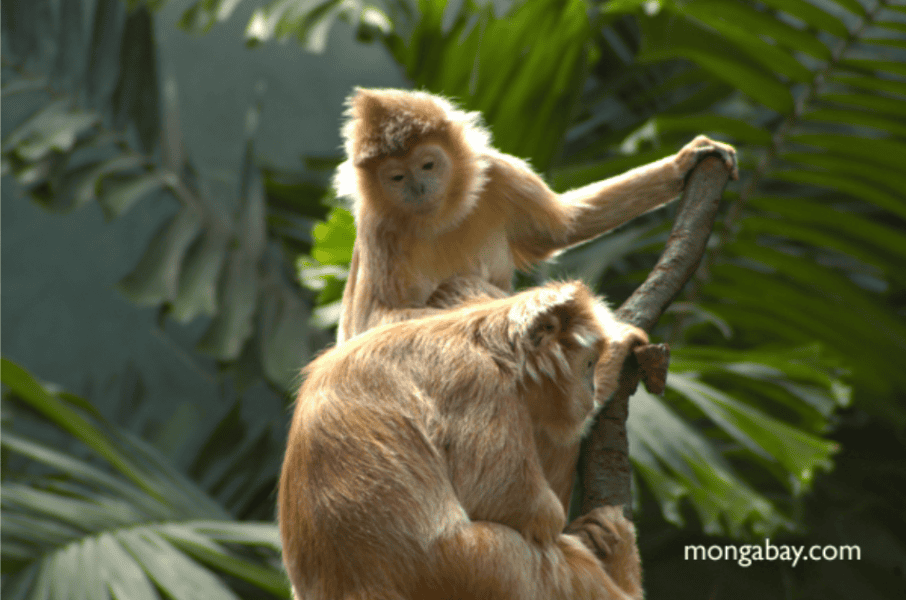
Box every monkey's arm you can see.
[503,136,737,264]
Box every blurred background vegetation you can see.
[2,0,904,598]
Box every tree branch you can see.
[577,155,732,517]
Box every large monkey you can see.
[279,280,646,600]
[335,87,738,343]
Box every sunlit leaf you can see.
[310,207,355,265]
[96,533,160,600]
[628,391,792,536]
[161,524,289,595]
[1,359,164,503]
[668,373,838,485]
[117,528,239,600]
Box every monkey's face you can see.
[377,143,453,215]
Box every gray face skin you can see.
[377,143,453,214]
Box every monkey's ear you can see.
[508,283,588,348]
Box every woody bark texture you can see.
[578,155,733,518]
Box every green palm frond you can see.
[552,0,905,533]
[1,359,289,599]
[626,343,846,536]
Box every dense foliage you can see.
[2,0,903,598]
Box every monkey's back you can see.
[278,322,480,599]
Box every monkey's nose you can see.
[408,182,425,200]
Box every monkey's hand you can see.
[676,135,739,181]
[518,486,567,547]
[595,321,649,403]
[565,506,643,598]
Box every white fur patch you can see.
[592,300,632,344]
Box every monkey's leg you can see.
[566,506,644,600]
[418,521,640,600]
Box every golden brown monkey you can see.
[331,87,737,516]
[334,87,738,344]
[279,280,646,600]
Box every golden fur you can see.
[279,281,645,600]
[335,88,738,343]
[330,88,735,525]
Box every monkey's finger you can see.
[694,145,739,181]
[565,510,622,561]
[634,343,669,395]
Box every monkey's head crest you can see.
[341,88,491,167]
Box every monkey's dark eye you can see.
[391,174,404,182]
[422,161,434,170]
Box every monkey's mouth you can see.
[403,198,437,215]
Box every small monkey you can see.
[279,280,646,600]
[334,87,738,343]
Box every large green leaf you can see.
[628,390,790,537]
[1,359,289,599]
[628,342,845,536]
